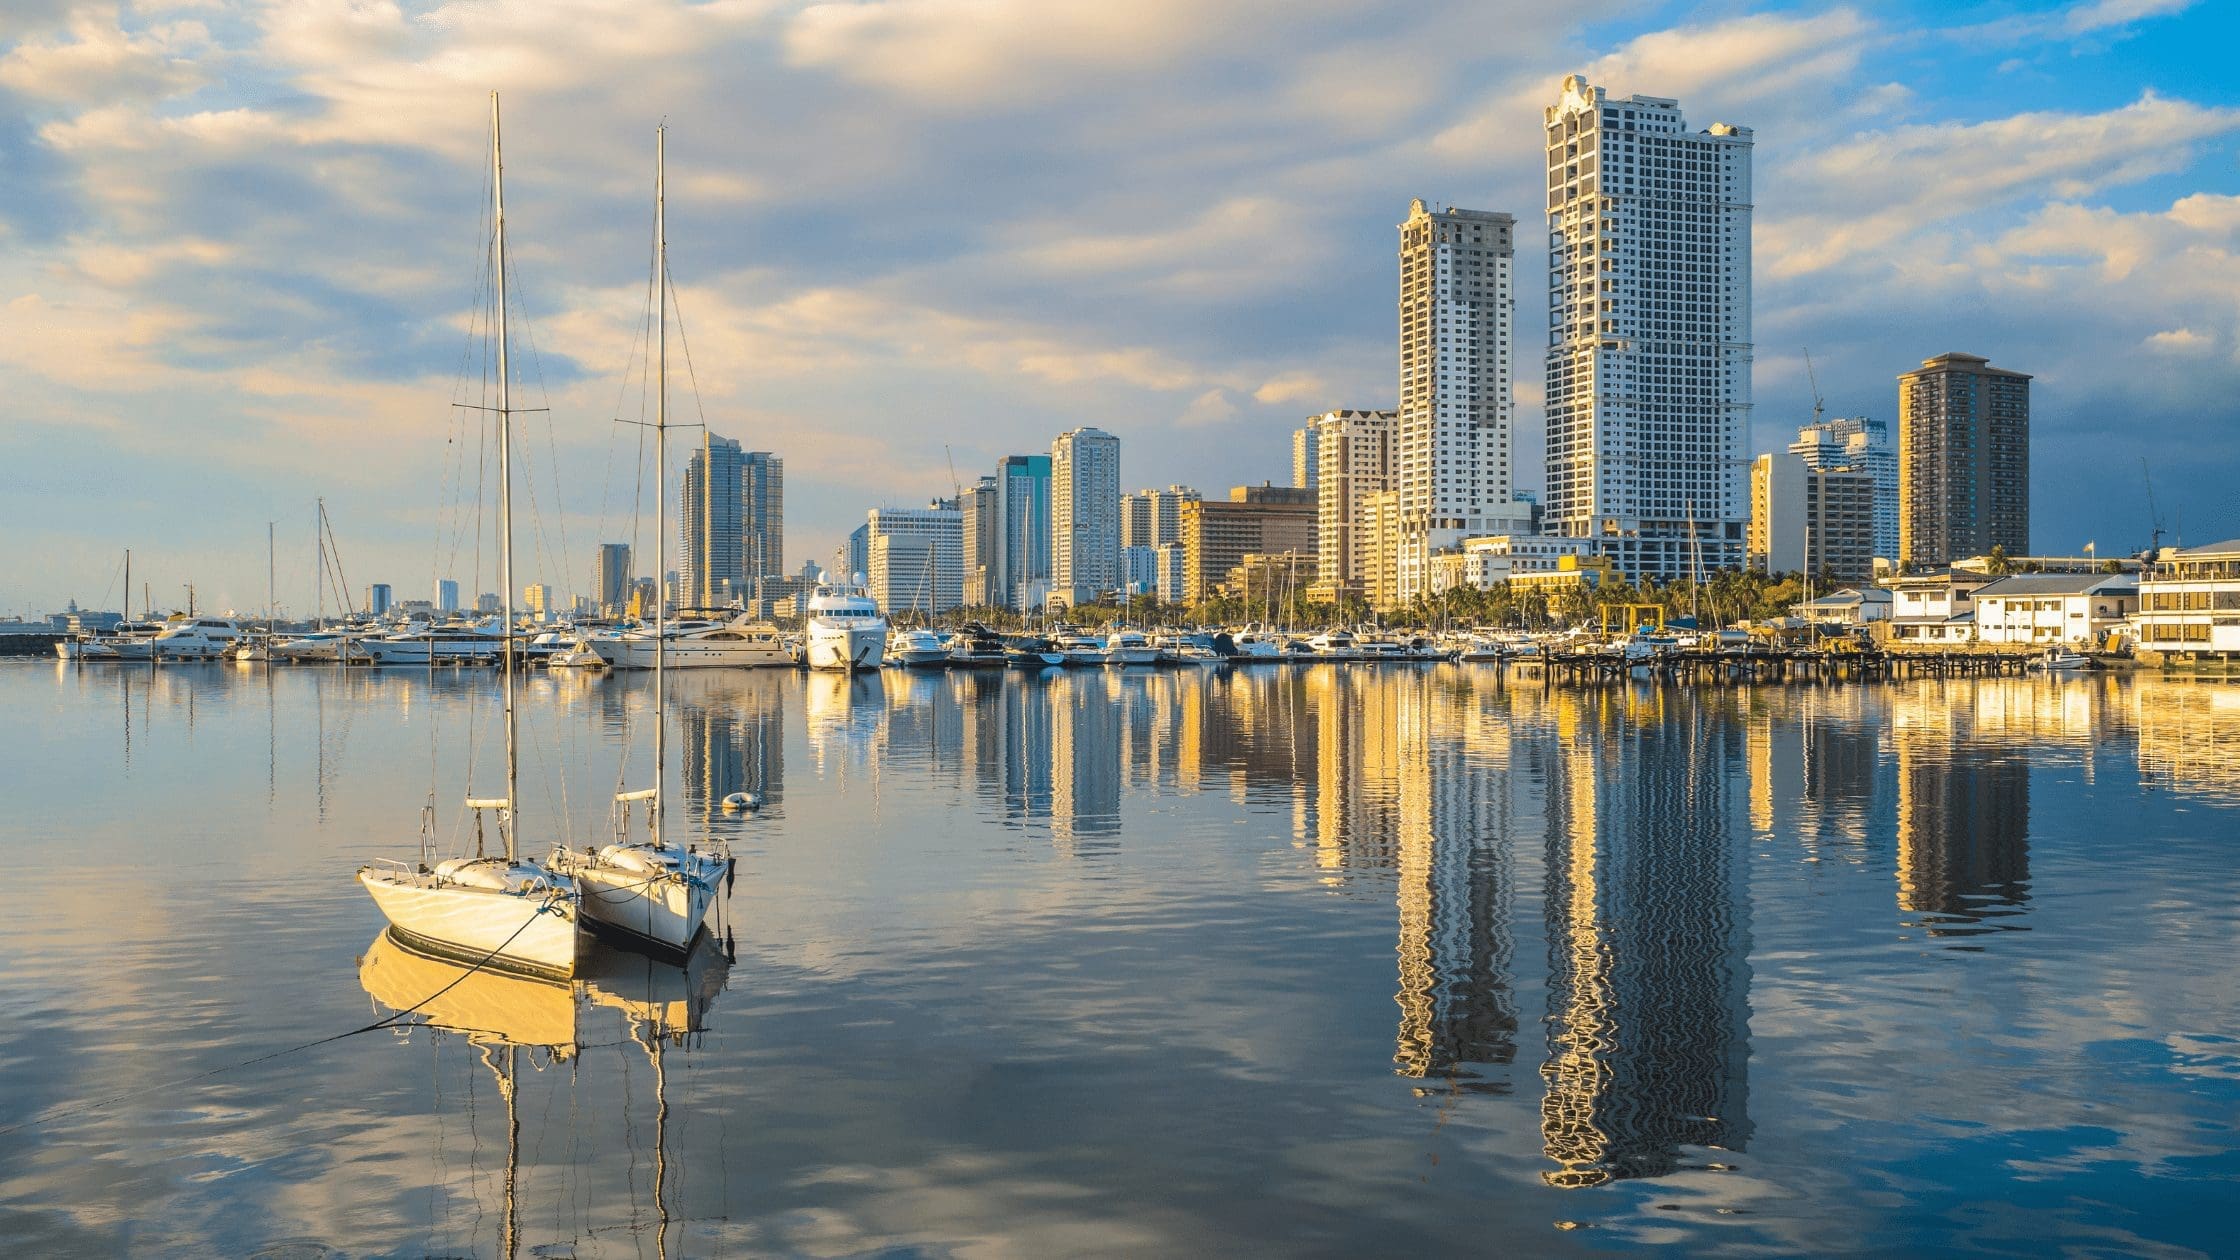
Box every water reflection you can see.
[1892,686,2032,937]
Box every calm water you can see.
[0,661,2235,1256]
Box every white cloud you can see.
[2144,327,2214,355]
[2064,0,2197,35]
[0,10,207,102]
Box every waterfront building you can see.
[1359,489,1402,610]
[522,583,551,621]
[1898,353,2031,567]
[366,583,393,616]
[1791,417,1896,562]
[866,504,964,616]
[1748,451,1877,583]
[843,523,870,584]
[1971,573,2136,646]
[1542,75,1754,582]
[1427,534,1592,594]
[682,435,744,604]
[1223,551,1317,609]
[1052,427,1122,606]
[476,592,501,614]
[1179,484,1317,604]
[437,578,460,614]
[1120,485,1199,550]
[1396,199,1530,604]
[1304,408,1398,605]
[960,474,999,607]
[1121,545,1159,598]
[595,543,631,615]
[990,454,1053,611]
[1790,587,1892,626]
[741,450,783,584]
[1505,554,1617,598]
[2132,539,2240,659]
[1883,568,1996,644]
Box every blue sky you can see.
[2,0,2236,615]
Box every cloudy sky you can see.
[3,0,2236,615]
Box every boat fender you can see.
[722,790,763,812]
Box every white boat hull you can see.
[360,638,504,665]
[597,638,792,669]
[358,869,580,979]
[1104,646,1158,666]
[556,851,726,954]
[808,624,886,672]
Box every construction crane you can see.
[944,444,960,503]
[2141,457,2166,557]
[1804,347,1826,426]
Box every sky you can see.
[2,0,2237,617]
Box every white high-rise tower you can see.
[1395,200,1526,603]
[1051,427,1121,606]
[1543,75,1753,581]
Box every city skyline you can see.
[6,2,2240,614]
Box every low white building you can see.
[1790,587,1892,626]
[1884,570,1994,644]
[1971,573,2136,646]
[2133,538,2240,659]
[1427,534,1592,594]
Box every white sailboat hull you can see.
[557,853,724,954]
[358,869,581,980]
[808,624,886,672]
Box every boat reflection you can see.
[357,929,731,1258]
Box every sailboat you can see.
[548,125,733,959]
[357,92,583,981]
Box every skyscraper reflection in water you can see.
[673,671,785,817]
[1893,686,2031,937]
[1537,689,1753,1188]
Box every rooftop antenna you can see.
[1804,347,1825,426]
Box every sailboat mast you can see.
[653,123,668,848]
[492,90,520,861]
[315,501,324,627]
[124,549,130,621]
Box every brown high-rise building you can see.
[1180,484,1317,604]
[1897,353,2030,567]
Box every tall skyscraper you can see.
[1396,199,1524,603]
[1543,76,1754,581]
[843,523,870,585]
[1897,353,2030,567]
[436,578,459,614]
[1121,485,1198,550]
[741,450,784,583]
[866,504,964,614]
[960,474,999,607]
[683,436,782,605]
[991,454,1052,611]
[367,583,393,616]
[1790,417,1896,563]
[682,435,745,604]
[593,543,631,615]
[1051,427,1121,606]
[1292,424,1320,490]
[1304,408,1399,604]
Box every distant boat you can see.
[110,616,243,661]
[1104,629,1157,666]
[357,92,583,981]
[947,623,1010,667]
[595,616,792,670]
[890,627,951,668]
[358,621,508,665]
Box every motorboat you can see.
[57,620,164,661]
[2031,649,2090,672]
[110,616,244,661]
[947,623,1010,667]
[546,637,610,670]
[359,94,582,980]
[1103,629,1158,666]
[1003,633,1066,668]
[596,617,792,669]
[1305,629,1360,661]
[890,627,952,668]
[359,620,509,665]
[1228,629,1287,661]
[1053,632,1108,666]
[804,581,887,672]
[273,626,374,663]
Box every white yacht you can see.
[111,616,244,661]
[1104,629,1158,666]
[805,581,887,672]
[272,626,371,663]
[359,93,583,981]
[360,620,509,665]
[1228,629,1287,661]
[596,617,791,669]
[1053,631,1108,666]
[1305,629,1361,661]
[548,123,732,958]
[890,627,951,668]
[58,620,164,661]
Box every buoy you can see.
[721,790,763,812]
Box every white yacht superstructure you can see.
[596,617,791,669]
[359,621,509,665]
[805,582,887,672]
[110,617,243,661]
